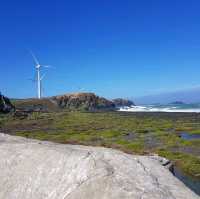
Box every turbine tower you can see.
[30,51,51,99]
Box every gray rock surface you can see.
[0,133,199,199]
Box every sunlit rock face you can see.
[0,134,199,199]
[13,93,116,112]
[0,94,14,113]
[52,92,115,111]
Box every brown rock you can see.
[52,93,115,111]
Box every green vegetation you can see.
[158,149,200,177]
[190,129,200,134]
[0,111,200,178]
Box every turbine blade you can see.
[41,65,52,68]
[40,73,46,80]
[29,50,39,65]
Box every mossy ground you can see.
[0,111,200,178]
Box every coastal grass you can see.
[1,111,200,178]
[158,149,200,177]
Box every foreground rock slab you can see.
[0,134,199,199]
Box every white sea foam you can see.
[118,105,200,113]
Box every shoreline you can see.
[118,105,200,113]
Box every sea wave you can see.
[118,105,200,113]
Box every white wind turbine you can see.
[30,51,51,99]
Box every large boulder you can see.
[112,98,135,107]
[0,93,15,113]
[0,134,198,199]
[52,93,115,111]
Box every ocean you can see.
[118,103,200,113]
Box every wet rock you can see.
[150,154,171,166]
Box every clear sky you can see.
[1,0,200,99]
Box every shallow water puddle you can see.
[180,132,200,140]
[173,166,200,196]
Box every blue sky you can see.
[1,0,200,99]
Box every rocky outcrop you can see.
[0,133,199,199]
[52,93,115,111]
[112,98,135,107]
[0,93,15,113]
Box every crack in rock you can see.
[136,158,176,199]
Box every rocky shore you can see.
[0,133,199,199]
[12,93,135,112]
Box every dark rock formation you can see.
[0,93,15,113]
[52,93,115,111]
[112,98,135,107]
